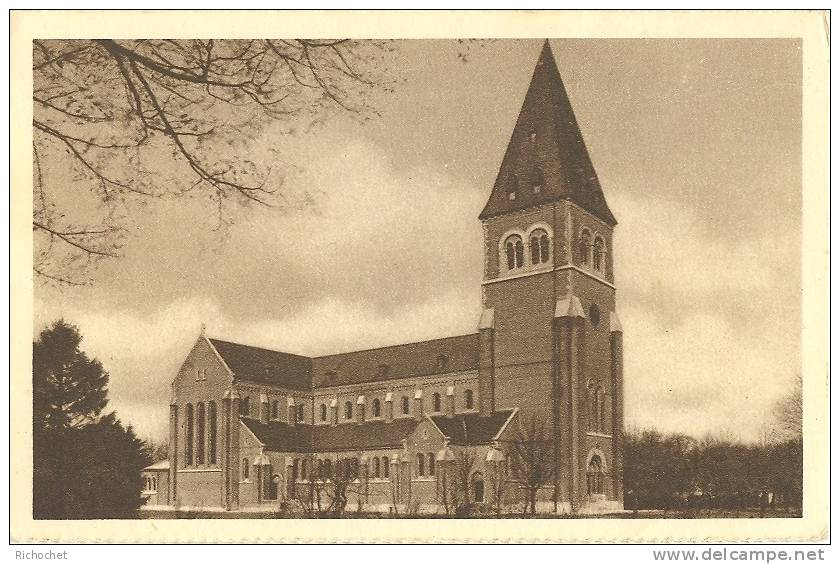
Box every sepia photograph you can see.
[10,9,829,545]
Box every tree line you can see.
[623,424,802,514]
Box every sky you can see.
[33,39,802,444]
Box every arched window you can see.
[301,458,308,480]
[372,398,381,418]
[504,234,524,270]
[185,403,194,466]
[401,396,410,415]
[593,236,605,272]
[344,401,353,420]
[587,455,604,495]
[598,388,607,432]
[268,473,280,500]
[319,403,327,422]
[416,453,425,477]
[271,400,278,419]
[382,456,390,478]
[296,403,304,422]
[471,472,485,503]
[292,459,299,482]
[428,453,435,476]
[587,383,596,431]
[529,228,550,265]
[373,456,381,478]
[196,402,205,464]
[464,389,475,410]
[531,168,544,194]
[578,229,591,266]
[242,458,249,480]
[208,401,217,464]
[324,459,332,478]
[432,392,441,412]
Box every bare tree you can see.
[447,449,477,517]
[773,374,802,442]
[32,39,392,284]
[510,416,554,515]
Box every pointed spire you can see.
[480,40,616,225]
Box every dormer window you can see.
[531,168,544,194]
[436,354,449,371]
[506,174,518,201]
[529,130,537,142]
[504,234,524,270]
[377,363,390,378]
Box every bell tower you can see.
[478,40,624,511]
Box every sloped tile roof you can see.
[207,333,479,390]
[208,338,312,390]
[479,40,616,225]
[241,417,313,452]
[241,417,421,453]
[311,334,479,387]
[312,418,421,452]
[430,410,516,446]
[143,460,170,471]
[242,411,514,453]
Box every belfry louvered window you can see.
[505,235,524,270]
[529,229,550,265]
[593,236,606,272]
[579,229,591,266]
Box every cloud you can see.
[622,304,797,441]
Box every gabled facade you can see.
[162,40,624,515]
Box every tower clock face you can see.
[589,304,601,327]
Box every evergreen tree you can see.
[33,319,151,519]
[33,319,108,431]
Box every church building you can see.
[158,40,624,515]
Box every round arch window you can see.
[589,304,601,327]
